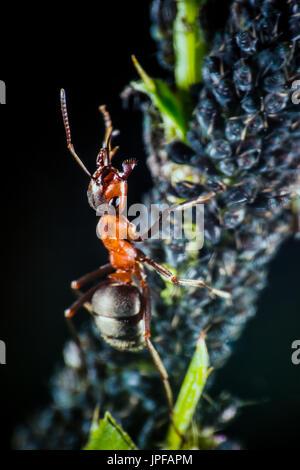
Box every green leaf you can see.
[166,331,211,450]
[131,55,189,142]
[131,1,208,145]
[84,410,138,450]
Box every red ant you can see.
[60,89,230,418]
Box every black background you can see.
[0,1,299,451]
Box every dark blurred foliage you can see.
[0,0,299,450]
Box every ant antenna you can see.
[99,105,113,147]
[98,105,119,165]
[60,89,92,178]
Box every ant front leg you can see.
[136,249,231,300]
[70,263,114,290]
[137,183,226,241]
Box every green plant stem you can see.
[173,0,207,93]
[131,1,208,144]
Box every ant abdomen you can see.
[91,283,145,352]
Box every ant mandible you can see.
[60,89,230,416]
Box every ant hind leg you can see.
[135,268,174,413]
[137,268,183,441]
[64,277,113,375]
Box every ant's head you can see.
[88,156,137,215]
[60,90,136,215]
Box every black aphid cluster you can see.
[144,0,300,374]
[14,0,300,450]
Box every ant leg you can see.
[135,267,174,412]
[136,269,179,430]
[138,276,185,442]
[145,337,174,413]
[146,336,186,444]
[137,249,231,300]
[65,280,114,371]
[66,289,94,350]
[65,290,96,375]
[71,263,114,290]
[65,280,108,318]
[65,317,84,355]
[137,183,226,241]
